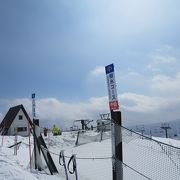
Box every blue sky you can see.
[0,0,180,127]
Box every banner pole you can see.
[105,64,123,180]
[111,110,123,180]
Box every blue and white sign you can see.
[32,93,36,118]
[105,64,114,74]
[105,64,119,111]
[32,93,35,99]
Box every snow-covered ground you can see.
[0,130,180,180]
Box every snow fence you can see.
[37,126,180,180]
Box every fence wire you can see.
[121,126,180,180]
[75,129,111,146]
[16,124,180,180]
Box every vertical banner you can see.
[32,93,36,118]
[105,64,123,180]
[105,64,119,111]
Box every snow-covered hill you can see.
[129,119,180,139]
[0,131,180,180]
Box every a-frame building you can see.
[0,104,32,136]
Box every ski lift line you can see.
[92,122,111,129]
[120,125,180,150]
[71,121,111,131]
[7,125,180,151]
[81,121,111,130]
[35,121,111,132]
[122,162,152,180]
[38,120,111,131]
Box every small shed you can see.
[0,104,32,136]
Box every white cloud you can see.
[147,55,177,72]
[120,93,170,113]
[151,72,180,94]
[36,97,108,122]
[0,97,109,127]
[119,92,180,125]
[90,66,105,76]
[147,45,179,72]
[146,65,161,72]
[86,0,174,36]
[155,45,174,53]
[154,55,177,64]
[119,71,142,79]
[1,91,180,127]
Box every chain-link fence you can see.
[63,125,180,180]
[29,123,180,180]
[121,126,180,180]
[75,129,111,146]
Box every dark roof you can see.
[0,104,32,135]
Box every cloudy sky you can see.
[0,0,180,128]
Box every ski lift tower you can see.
[140,125,145,136]
[74,119,93,130]
[99,113,110,120]
[160,123,171,138]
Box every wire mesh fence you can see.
[42,130,112,180]
[121,126,180,180]
[5,122,180,180]
[70,125,180,180]
[75,129,111,146]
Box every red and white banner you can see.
[105,64,119,111]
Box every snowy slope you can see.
[0,135,66,180]
[0,131,180,180]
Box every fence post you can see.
[28,118,32,170]
[33,119,41,170]
[75,131,80,146]
[14,127,18,155]
[111,110,123,180]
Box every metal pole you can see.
[74,154,78,180]
[59,150,69,180]
[111,110,123,180]
[33,119,37,169]
[14,127,18,155]
[165,129,168,138]
[33,119,42,171]
[28,118,32,170]
[32,93,38,169]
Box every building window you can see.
[19,115,23,120]
[17,127,27,132]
